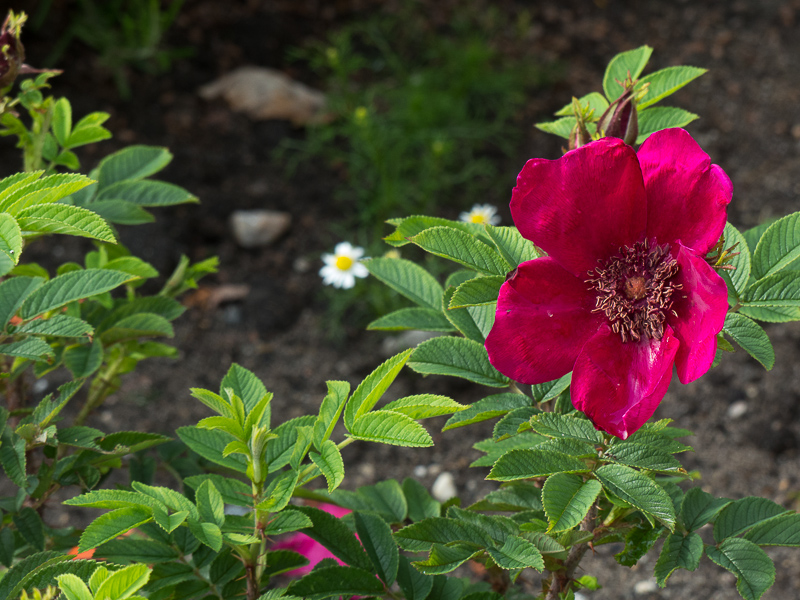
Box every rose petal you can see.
[639,128,733,255]
[486,257,601,384]
[511,137,647,277]
[572,325,679,439]
[669,244,729,383]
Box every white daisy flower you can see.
[319,242,369,289]
[459,203,501,225]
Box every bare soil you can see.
[6,1,800,598]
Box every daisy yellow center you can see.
[587,239,682,343]
[470,214,485,224]
[335,256,354,270]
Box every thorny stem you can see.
[544,505,597,600]
[74,350,127,426]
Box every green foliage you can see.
[536,45,704,145]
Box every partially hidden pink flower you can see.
[485,128,732,439]
[272,503,351,576]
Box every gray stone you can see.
[230,209,291,247]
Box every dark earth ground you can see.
[5,0,800,598]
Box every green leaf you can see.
[354,511,399,585]
[287,565,385,600]
[449,275,503,308]
[396,555,433,600]
[312,380,349,450]
[636,66,707,109]
[344,349,412,429]
[534,116,575,139]
[738,304,800,323]
[0,212,22,265]
[184,474,251,507]
[542,474,602,532]
[95,538,179,563]
[0,338,54,359]
[0,173,94,214]
[79,506,153,552]
[99,431,169,453]
[531,372,572,403]
[706,538,775,600]
[364,257,444,310]
[723,221,752,297]
[403,477,441,522]
[471,431,545,468]
[554,92,610,117]
[529,413,603,444]
[604,442,685,473]
[264,415,316,472]
[744,513,800,546]
[395,516,493,547]
[382,394,464,419]
[603,45,653,99]
[635,107,699,144]
[95,179,197,206]
[96,146,173,189]
[63,339,103,378]
[289,505,373,571]
[481,482,543,512]
[443,393,531,431]
[89,200,155,225]
[0,431,25,486]
[188,520,223,552]
[52,98,72,147]
[349,411,433,447]
[654,532,703,586]
[100,313,174,343]
[614,524,664,567]
[411,227,510,275]
[0,552,71,600]
[16,203,116,242]
[442,287,485,342]
[723,313,774,370]
[355,480,408,523]
[488,449,590,481]
[680,487,732,533]
[18,314,93,337]
[221,363,269,414]
[310,440,345,493]
[65,124,112,149]
[413,543,479,574]
[13,507,45,551]
[104,257,159,279]
[595,464,676,529]
[751,212,800,280]
[409,336,510,387]
[486,536,544,570]
[93,563,151,600]
[367,307,455,332]
[176,426,248,473]
[0,276,44,329]
[56,573,93,600]
[493,406,539,440]
[257,468,298,512]
[713,496,789,542]
[484,225,540,267]
[383,215,484,248]
[21,269,135,319]
[196,480,225,527]
[264,511,313,536]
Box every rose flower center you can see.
[587,239,681,343]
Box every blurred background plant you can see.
[30,0,189,99]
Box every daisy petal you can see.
[486,257,602,384]
[511,137,647,277]
[572,325,679,439]
[640,128,733,254]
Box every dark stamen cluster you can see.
[587,239,681,342]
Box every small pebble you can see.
[431,472,457,502]
[33,378,49,394]
[633,578,658,594]
[413,465,428,478]
[230,209,291,247]
[574,593,589,600]
[727,400,748,419]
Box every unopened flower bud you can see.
[0,12,25,89]
[568,119,593,150]
[597,80,639,146]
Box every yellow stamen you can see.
[470,214,485,223]
[336,256,354,270]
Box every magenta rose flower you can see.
[485,128,732,439]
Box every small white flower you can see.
[459,203,501,225]
[319,242,369,289]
